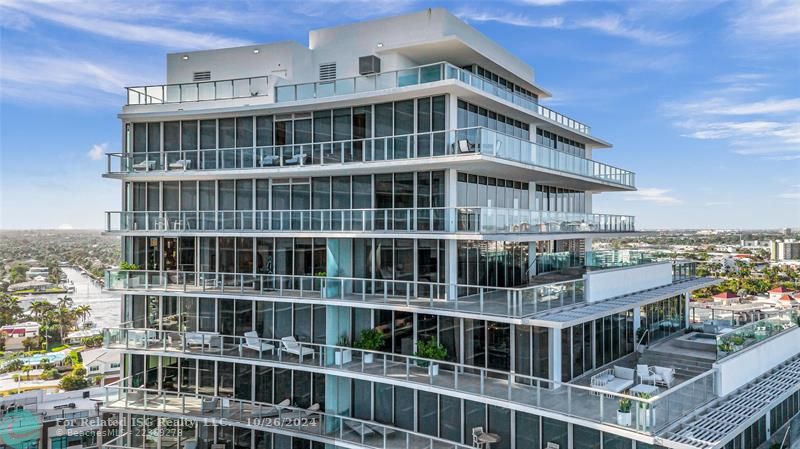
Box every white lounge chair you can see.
[261,154,280,167]
[252,398,290,417]
[637,364,660,385]
[132,160,155,171]
[169,159,192,170]
[284,153,309,166]
[280,336,315,361]
[652,366,676,388]
[240,331,275,357]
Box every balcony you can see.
[126,76,269,105]
[275,62,591,135]
[105,270,586,319]
[104,208,635,235]
[105,127,635,189]
[103,327,717,435]
[102,387,471,449]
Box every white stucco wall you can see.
[584,262,673,302]
[714,327,800,396]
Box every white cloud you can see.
[456,9,682,45]
[456,10,564,28]
[623,188,682,204]
[519,0,569,6]
[662,72,800,160]
[574,15,684,46]
[730,0,800,42]
[2,0,250,50]
[0,54,159,105]
[87,143,108,161]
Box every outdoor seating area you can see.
[590,366,634,394]
[637,364,675,388]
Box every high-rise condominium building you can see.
[100,9,800,449]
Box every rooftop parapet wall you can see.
[309,8,537,89]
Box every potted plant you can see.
[717,341,733,356]
[334,335,352,365]
[113,262,140,287]
[636,393,655,429]
[353,328,383,364]
[617,398,632,426]
[414,337,447,376]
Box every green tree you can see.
[0,293,23,326]
[58,374,89,391]
[8,263,30,284]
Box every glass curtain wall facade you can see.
[105,11,682,449]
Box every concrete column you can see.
[684,291,691,329]
[447,93,458,131]
[549,327,561,387]
[445,168,459,300]
[633,307,641,338]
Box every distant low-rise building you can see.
[8,280,55,292]
[80,348,121,384]
[0,321,40,351]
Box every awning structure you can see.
[528,277,721,327]
[659,355,800,449]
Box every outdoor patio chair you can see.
[239,331,275,357]
[280,336,315,361]
[284,153,309,166]
[637,364,660,384]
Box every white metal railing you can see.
[105,127,635,187]
[104,270,585,318]
[102,329,699,434]
[275,62,591,134]
[103,380,473,449]
[126,76,269,105]
[104,208,635,234]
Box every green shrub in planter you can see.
[119,262,140,270]
[354,328,383,364]
[354,328,383,351]
[618,399,631,413]
[414,337,447,368]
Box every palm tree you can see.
[0,294,23,326]
[56,296,73,310]
[55,306,77,343]
[74,304,92,328]
[28,300,55,324]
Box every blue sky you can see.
[0,0,798,230]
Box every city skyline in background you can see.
[1,0,798,230]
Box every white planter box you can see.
[428,363,439,376]
[616,411,631,426]
[335,349,352,365]
[364,353,374,364]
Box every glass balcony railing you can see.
[104,270,585,318]
[716,311,799,360]
[275,62,591,134]
[105,127,635,188]
[103,328,716,435]
[104,208,635,234]
[126,76,269,105]
[102,383,472,449]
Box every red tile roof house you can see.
[768,286,796,301]
[712,291,740,304]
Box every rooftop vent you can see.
[193,71,211,82]
[319,63,337,81]
[359,55,381,75]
